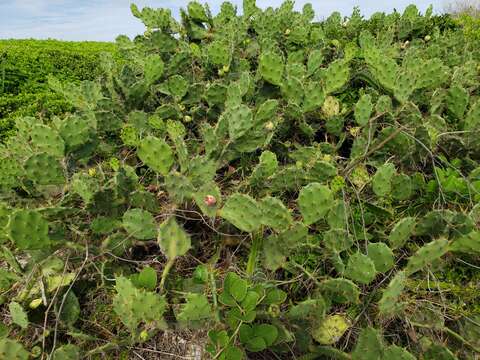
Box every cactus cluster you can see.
[1,1,479,359]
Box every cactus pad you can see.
[345,253,377,284]
[319,278,360,304]
[354,94,373,126]
[30,124,65,157]
[24,153,65,185]
[122,209,157,240]
[259,51,284,86]
[228,105,254,140]
[372,163,395,197]
[388,217,416,249]
[405,238,449,275]
[298,183,334,225]
[323,228,353,252]
[260,196,293,232]
[157,217,191,259]
[312,314,351,345]
[378,271,407,316]
[8,210,50,250]
[193,182,221,218]
[137,136,174,175]
[367,242,394,273]
[323,60,350,94]
[221,194,262,232]
[0,339,29,360]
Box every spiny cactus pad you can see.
[354,94,373,126]
[378,271,407,316]
[298,183,334,225]
[24,153,65,185]
[137,136,174,175]
[312,314,351,345]
[260,196,293,232]
[389,217,416,249]
[367,242,394,273]
[221,194,262,233]
[345,252,377,284]
[8,210,50,250]
[405,238,449,275]
[258,51,284,86]
[30,124,65,157]
[122,209,157,240]
[157,217,191,259]
[0,339,29,360]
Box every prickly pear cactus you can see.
[8,210,50,250]
[0,339,29,360]
[137,136,174,175]
[1,1,479,358]
[298,183,334,225]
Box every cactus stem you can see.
[159,258,175,292]
[246,231,263,277]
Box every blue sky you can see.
[0,0,446,41]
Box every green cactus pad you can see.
[354,94,373,126]
[323,228,353,252]
[259,51,284,86]
[250,151,278,184]
[307,49,324,76]
[228,104,254,140]
[0,339,29,360]
[388,217,416,249]
[24,153,65,185]
[59,115,95,152]
[405,238,449,275]
[446,85,469,119]
[221,194,262,232]
[30,124,65,157]
[351,327,384,360]
[137,136,174,175]
[144,54,164,85]
[367,243,394,273]
[384,345,415,360]
[8,210,50,250]
[165,172,194,204]
[9,301,28,329]
[298,183,334,225]
[345,253,377,284]
[207,41,230,66]
[158,217,191,259]
[312,314,351,345]
[260,196,293,232]
[113,276,167,333]
[303,81,326,112]
[52,344,81,360]
[122,209,157,240]
[323,59,350,94]
[372,163,396,197]
[319,278,360,304]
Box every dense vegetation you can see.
[0,2,479,359]
[0,39,117,141]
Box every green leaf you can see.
[223,272,247,303]
[157,218,191,259]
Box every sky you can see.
[0,0,447,42]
